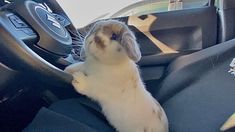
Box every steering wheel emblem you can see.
[34,5,68,38]
[47,14,61,29]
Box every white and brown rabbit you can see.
[64,20,169,132]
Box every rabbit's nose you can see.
[94,36,102,43]
[94,36,106,49]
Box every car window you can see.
[215,0,220,7]
[57,0,209,28]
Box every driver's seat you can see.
[24,38,235,132]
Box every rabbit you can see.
[64,20,169,132]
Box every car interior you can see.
[0,0,234,131]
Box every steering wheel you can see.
[0,0,79,87]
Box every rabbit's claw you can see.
[72,71,87,95]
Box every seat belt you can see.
[228,58,235,76]
[220,113,235,131]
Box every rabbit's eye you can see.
[111,33,118,40]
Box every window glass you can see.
[215,0,220,7]
[57,0,209,28]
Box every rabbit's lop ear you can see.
[79,46,86,61]
[121,30,141,62]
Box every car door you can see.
[78,0,217,93]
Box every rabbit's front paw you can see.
[72,71,87,95]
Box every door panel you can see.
[119,7,217,61]
[78,6,217,86]
[119,7,217,84]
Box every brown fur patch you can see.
[103,25,113,37]
[89,41,92,44]
[83,71,88,77]
[94,35,105,49]
[154,100,161,107]
[144,127,147,132]
[121,88,125,93]
[153,108,163,121]
[152,109,156,114]
[160,107,163,113]
[131,75,138,88]
[157,111,163,121]
[117,47,122,52]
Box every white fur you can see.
[65,20,168,132]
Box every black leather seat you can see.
[24,39,235,132]
[155,38,235,131]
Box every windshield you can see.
[56,0,208,28]
[57,0,143,28]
